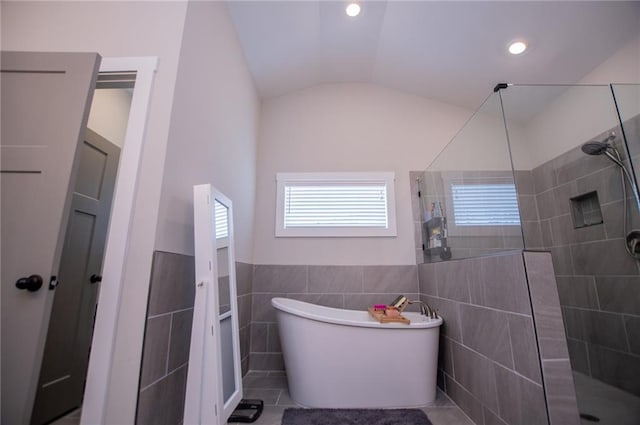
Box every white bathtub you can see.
[271,297,443,408]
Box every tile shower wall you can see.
[419,251,579,425]
[521,120,640,397]
[136,251,254,424]
[249,264,420,370]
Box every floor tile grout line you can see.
[240,369,481,424]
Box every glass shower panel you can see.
[419,92,523,263]
[612,83,640,186]
[501,84,640,425]
[500,84,622,251]
[612,84,640,262]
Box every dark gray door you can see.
[1,51,100,425]
[31,129,120,425]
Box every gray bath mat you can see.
[281,408,432,425]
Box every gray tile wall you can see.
[418,252,545,425]
[251,256,579,425]
[137,251,195,424]
[236,261,254,375]
[249,264,420,370]
[136,251,253,424]
[523,119,640,397]
[419,251,578,425]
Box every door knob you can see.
[16,274,44,292]
[89,274,102,284]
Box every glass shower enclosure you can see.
[418,83,640,424]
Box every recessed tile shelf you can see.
[570,191,603,229]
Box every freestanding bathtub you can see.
[271,297,443,408]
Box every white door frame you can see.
[80,57,157,425]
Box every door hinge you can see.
[418,190,421,197]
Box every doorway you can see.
[31,77,133,425]
[1,53,157,425]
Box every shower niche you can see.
[570,191,603,229]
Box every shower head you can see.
[581,141,610,156]
[582,141,626,169]
[581,132,617,156]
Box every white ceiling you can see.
[226,1,640,109]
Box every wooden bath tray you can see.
[367,307,410,325]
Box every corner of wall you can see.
[579,34,640,84]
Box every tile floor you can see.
[50,371,640,425]
[231,371,475,425]
[50,370,475,425]
[574,372,640,425]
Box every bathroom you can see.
[141,6,640,422]
[1,1,639,425]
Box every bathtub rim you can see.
[271,297,442,329]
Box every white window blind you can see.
[276,172,397,237]
[284,184,388,228]
[214,201,229,239]
[451,183,521,226]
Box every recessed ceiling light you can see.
[346,2,361,17]
[508,40,528,55]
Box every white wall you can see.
[87,88,132,148]
[518,34,640,169]
[253,83,472,265]
[1,2,187,423]
[583,33,640,132]
[580,34,640,85]
[154,1,259,264]
[429,93,534,172]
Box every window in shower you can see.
[275,172,397,237]
[450,182,521,226]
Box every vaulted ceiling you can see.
[227,1,640,109]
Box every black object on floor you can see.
[229,399,264,423]
[579,412,601,422]
[281,408,433,425]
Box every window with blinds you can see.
[275,172,397,237]
[451,183,521,226]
